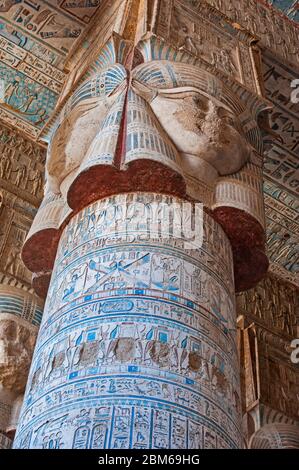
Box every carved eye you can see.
[192,95,208,111]
[218,107,235,125]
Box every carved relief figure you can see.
[173,13,200,56]
[5,243,22,277]
[14,164,27,188]
[0,148,12,179]
[30,169,43,196]
[211,49,237,75]
[4,77,21,104]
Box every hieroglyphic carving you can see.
[151,0,260,94]
[206,0,299,66]
[238,270,299,432]
[0,1,83,53]
[0,124,45,289]
[266,217,298,280]
[264,144,299,195]
[270,1,299,22]
[237,274,298,337]
[0,36,66,92]
[258,352,299,420]
[0,0,127,137]
[268,262,299,286]
[263,55,299,167]
[0,123,45,202]
[261,55,299,285]
[238,314,299,441]
[14,193,242,449]
[60,0,103,24]
[0,61,58,131]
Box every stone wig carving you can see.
[46,65,128,197]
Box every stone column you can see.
[14,1,269,449]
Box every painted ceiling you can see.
[267,0,299,23]
[0,0,103,137]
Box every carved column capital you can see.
[0,313,37,393]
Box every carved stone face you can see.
[0,318,36,392]
[150,91,251,177]
[47,96,115,194]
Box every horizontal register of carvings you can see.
[205,0,299,67]
[0,124,46,292]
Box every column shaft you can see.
[14,193,242,449]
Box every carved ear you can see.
[44,174,60,195]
